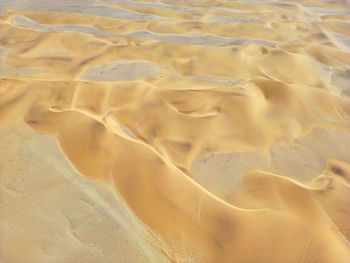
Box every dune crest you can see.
[1,0,350,262]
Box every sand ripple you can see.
[1,1,350,262]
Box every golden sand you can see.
[1,0,350,262]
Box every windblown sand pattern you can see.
[1,0,350,262]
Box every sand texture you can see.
[1,0,350,262]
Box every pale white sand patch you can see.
[81,60,164,81]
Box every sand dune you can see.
[1,0,350,262]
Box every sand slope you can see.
[1,0,350,262]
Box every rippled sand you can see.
[1,0,350,262]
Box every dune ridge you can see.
[1,0,350,262]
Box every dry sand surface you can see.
[1,0,350,262]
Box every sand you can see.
[0,0,350,262]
